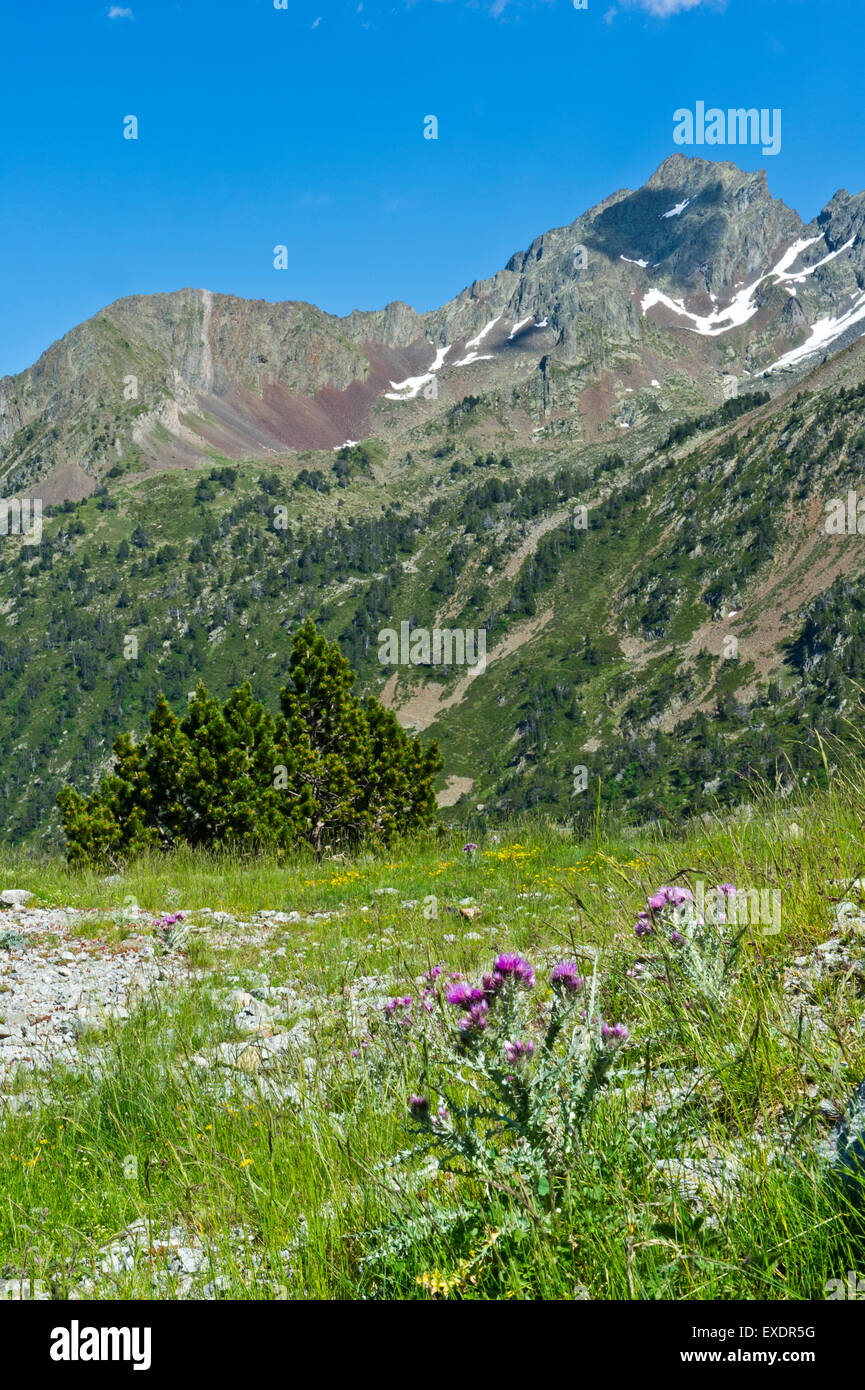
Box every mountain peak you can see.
[3,159,865,500]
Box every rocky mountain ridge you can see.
[4,155,865,503]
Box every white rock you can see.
[1,890,33,908]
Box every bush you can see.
[57,619,442,865]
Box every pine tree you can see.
[57,619,442,865]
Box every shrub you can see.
[57,618,442,865]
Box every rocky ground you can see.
[0,892,187,1085]
[0,885,415,1298]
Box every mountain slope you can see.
[4,155,865,846]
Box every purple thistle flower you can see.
[408,1094,429,1117]
[665,885,694,907]
[551,960,586,994]
[458,999,489,1037]
[648,891,668,913]
[718,883,736,896]
[385,996,411,1017]
[635,913,654,939]
[670,931,683,945]
[494,953,535,987]
[445,982,474,1008]
[424,965,444,982]
[601,1021,629,1045]
[481,971,505,999]
[463,842,478,855]
[156,912,185,929]
[503,1039,535,1064]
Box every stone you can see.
[234,1045,262,1073]
[1,890,33,908]
[256,1032,297,1059]
[654,1155,740,1208]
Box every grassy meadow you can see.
[1,772,865,1301]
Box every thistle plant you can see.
[156,912,188,954]
[633,883,745,1012]
[357,949,630,1278]
[394,951,629,1201]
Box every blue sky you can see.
[1,0,863,377]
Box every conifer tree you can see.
[58,619,441,865]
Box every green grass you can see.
[1,773,865,1299]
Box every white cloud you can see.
[108,5,134,17]
[610,0,723,15]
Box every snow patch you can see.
[640,233,857,340]
[453,352,494,367]
[764,289,865,373]
[465,316,501,350]
[780,236,856,284]
[621,255,649,268]
[640,285,762,337]
[384,343,451,400]
[662,199,691,219]
[384,373,435,400]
